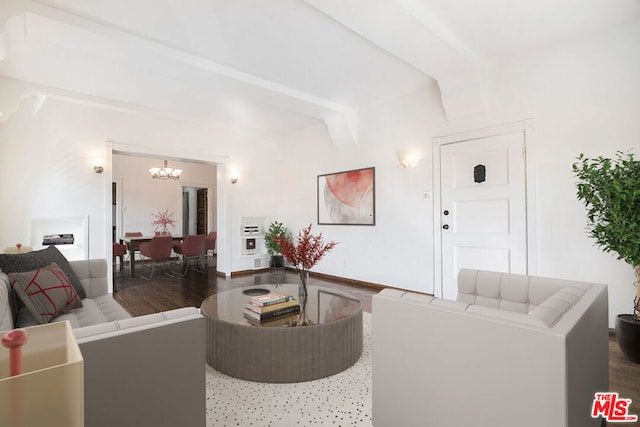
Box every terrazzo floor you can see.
[206,312,373,427]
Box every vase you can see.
[296,271,311,326]
[298,271,309,299]
[616,314,640,363]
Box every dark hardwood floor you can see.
[112,262,376,315]
[112,261,640,420]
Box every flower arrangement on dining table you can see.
[151,209,176,234]
[275,224,338,298]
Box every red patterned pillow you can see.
[9,262,82,324]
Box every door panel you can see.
[440,132,527,300]
[454,199,510,234]
[455,246,511,274]
[197,189,207,235]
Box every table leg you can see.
[129,244,137,278]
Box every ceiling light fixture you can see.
[149,160,182,180]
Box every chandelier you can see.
[149,160,182,180]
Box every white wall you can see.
[277,83,442,292]
[0,94,108,260]
[486,22,640,327]
[276,21,640,327]
[0,82,282,281]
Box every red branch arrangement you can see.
[151,209,176,231]
[276,224,338,275]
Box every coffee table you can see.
[200,284,363,383]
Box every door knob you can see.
[442,224,449,230]
[443,210,449,216]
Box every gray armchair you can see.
[372,270,608,427]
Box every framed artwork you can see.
[317,167,375,225]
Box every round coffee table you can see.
[200,284,363,383]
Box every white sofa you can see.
[1,258,206,427]
[372,269,608,427]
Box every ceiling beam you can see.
[303,0,487,121]
[0,10,359,145]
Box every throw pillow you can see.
[9,263,82,324]
[0,245,87,299]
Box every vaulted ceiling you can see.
[1,0,639,144]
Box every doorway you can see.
[182,186,208,236]
[433,120,536,299]
[108,144,228,276]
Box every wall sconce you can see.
[93,159,104,174]
[230,170,240,184]
[400,157,420,169]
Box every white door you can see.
[438,131,528,300]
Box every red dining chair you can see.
[112,242,128,273]
[139,236,174,280]
[204,232,217,267]
[172,234,206,276]
[124,231,144,262]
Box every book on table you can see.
[244,312,298,327]
[246,298,299,314]
[249,292,294,307]
[243,304,300,321]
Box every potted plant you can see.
[264,221,289,268]
[573,151,640,362]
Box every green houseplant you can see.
[573,151,640,362]
[264,221,289,268]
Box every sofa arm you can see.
[70,259,108,299]
[75,307,205,427]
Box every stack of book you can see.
[244,292,300,325]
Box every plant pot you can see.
[269,255,284,268]
[616,314,640,363]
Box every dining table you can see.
[119,235,184,278]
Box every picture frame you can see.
[317,167,375,226]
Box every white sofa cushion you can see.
[457,269,593,315]
[17,295,131,328]
[465,304,547,327]
[529,284,588,327]
[457,269,595,327]
[457,269,535,313]
[74,307,200,341]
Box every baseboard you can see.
[231,268,270,277]
[303,269,386,291]
[229,267,433,296]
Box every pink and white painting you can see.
[317,167,375,225]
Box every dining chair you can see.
[124,231,144,262]
[172,234,206,276]
[112,242,128,273]
[204,232,217,267]
[139,236,174,280]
